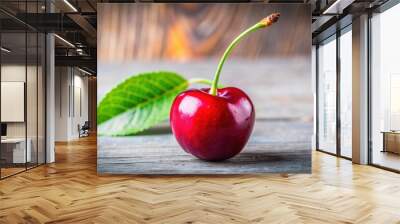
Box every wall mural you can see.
[97,3,312,174]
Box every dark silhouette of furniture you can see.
[79,121,90,138]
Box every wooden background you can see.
[98,3,310,62]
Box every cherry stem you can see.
[209,13,280,96]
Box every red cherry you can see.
[170,13,279,161]
[170,87,255,161]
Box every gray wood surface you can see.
[98,120,312,174]
[98,60,312,174]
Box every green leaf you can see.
[98,71,188,136]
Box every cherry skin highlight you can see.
[170,87,255,161]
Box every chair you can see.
[79,121,90,138]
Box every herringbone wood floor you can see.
[0,136,399,224]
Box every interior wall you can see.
[72,72,89,138]
[55,66,69,141]
[55,67,89,141]
[1,64,39,138]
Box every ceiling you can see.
[0,0,390,75]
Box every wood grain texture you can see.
[98,58,312,174]
[98,3,310,62]
[1,136,400,223]
[98,120,312,174]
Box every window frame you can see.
[315,23,353,160]
[367,0,400,173]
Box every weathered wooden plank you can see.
[97,59,312,174]
[98,120,312,174]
